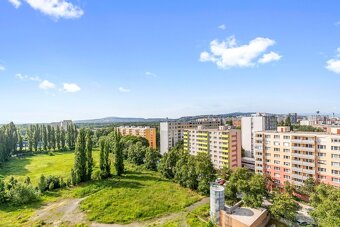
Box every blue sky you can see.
[0,0,340,123]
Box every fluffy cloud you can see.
[8,0,84,19]
[118,87,131,93]
[258,51,282,64]
[39,80,55,90]
[145,71,157,78]
[15,73,41,81]
[8,0,21,8]
[0,65,5,71]
[200,36,281,69]
[63,83,81,92]
[218,24,226,30]
[326,48,340,74]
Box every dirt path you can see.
[30,197,209,227]
[30,197,90,226]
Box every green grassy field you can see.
[0,150,202,226]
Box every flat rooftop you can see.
[228,206,266,226]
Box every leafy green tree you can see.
[284,115,291,127]
[56,126,61,151]
[270,192,299,221]
[60,129,66,151]
[127,142,146,165]
[195,152,215,195]
[310,184,340,226]
[242,174,267,208]
[225,167,252,203]
[51,127,56,151]
[284,181,295,195]
[113,130,124,176]
[42,125,48,151]
[73,129,87,183]
[145,149,160,171]
[159,146,181,179]
[298,177,316,196]
[17,130,23,153]
[218,165,232,181]
[38,175,47,192]
[28,125,34,152]
[86,129,93,180]
[99,137,110,178]
[0,179,6,204]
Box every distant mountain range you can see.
[74,112,256,124]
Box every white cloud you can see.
[15,73,41,81]
[0,65,5,71]
[39,80,55,90]
[8,0,83,19]
[63,83,81,92]
[218,24,226,30]
[326,59,340,74]
[258,51,282,64]
[326,48,340,74]
[200,36,280,69]
[118,87,131,93]
[8,0,21,8]
[145,71,157,78]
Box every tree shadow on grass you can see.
[0,158,32,180]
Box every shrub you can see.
[38,175,47,192]
[48,151,55,156]
[0,179,6,204]
[92,169,102,180]
[7,183,40,205]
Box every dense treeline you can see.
[0,122,78,164]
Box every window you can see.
[331,146,340,151]
[274,166,280,171]
[283,142,290,147]
[274,160,280,164]
[274,148,280,152]
[284,155,290,159]
[284,162,290,166]
[318,160,326,165]
[274,135,280,139]
[284,168,290,173]
[283,149,290,153]
[284,175,290,179]
[318,145,326,150]
[318,167,326,172]
[332,170,340,175]
[274,154,280,158]
[331,138,340,143]
[283,136,290,140]
[274,141,280,146]
[332,178,340,183]
[331,162,340,167]
[331,154,340,159]
[274,173,280,178]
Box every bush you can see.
[0,179,6,204]
[7,183,40,205]
[48,151,55,156]
[49,182,54,190]
[38,175,47,192]
[92,169,102,180]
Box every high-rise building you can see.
[241,113,277,158]
[160,119,222,155]
[254,126,340,188]
[289,113,298,124]
[118,126,157,149]
[183,126,241,169]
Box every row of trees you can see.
[26,123,77,152]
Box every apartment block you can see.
[50,120,73,130]
[118,126,157,149]
[241,113,277,158]
[183,126,241,169]
[254,126,340,188]
[160,119,222,155]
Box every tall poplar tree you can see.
[86,130,93,180]
[113,130,124,176]
[56,126,61,151]
[60,129,66,151]
[73,129,87,183]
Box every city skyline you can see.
[1,0,340,123]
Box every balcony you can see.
[255,166,263,171]
[292,180,304,186]
[292,174,308,181]
[291,146,315,152]
[291,167,302,172]
[291,139,315,144]
[292,153,315,159]
[302,169,315,175]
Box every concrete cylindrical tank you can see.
[210,183,225,224]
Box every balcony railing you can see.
[291,146,315,152]
[292,174,308,181]
[291,139,315,144]
[292,153,315,159]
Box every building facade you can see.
[160,119,222,155]
[241,113,277,158]
[254,126,340,188]
[118,126,157,149]
[183,126,241,169]
[50,120,73,130]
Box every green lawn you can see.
[0,150,202,226]
[0,150,99,184]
